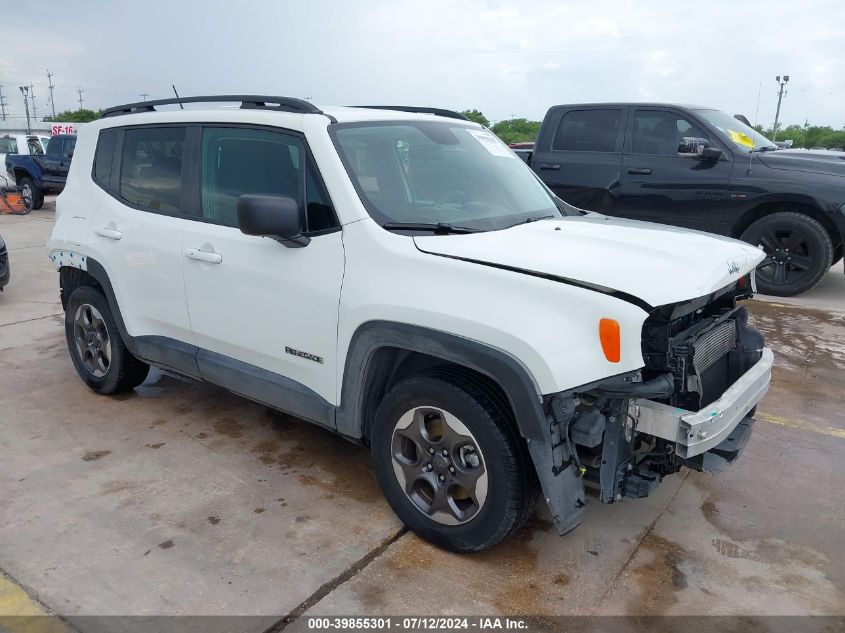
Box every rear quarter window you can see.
[93,129,119,189]
[0,138,18,154]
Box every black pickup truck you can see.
[5,134,77,211]
[528,103,845,296]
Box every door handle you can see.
[94,226,122,240]
[184,248,223,264]
[537,163,561,170]
[627,167,652,175]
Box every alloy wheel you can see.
[391,406,488,525]
[755,226,815,286]
[72,303,112,377]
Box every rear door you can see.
[616,108,733,232]
[40,137,65,186]
[180,125,344,425]
[532,107,625,212]
[90,125,197,371]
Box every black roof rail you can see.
[101,95,326,119]
[350,105,469,121]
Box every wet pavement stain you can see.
[213,417,243,438]
[207,516,221,525]
[254,507,266,514]
[144,443,165,449]
[148,419,167,429]
[158,540,174,549]
[627,533,690,615]
[82,450,110,462]
[194,432,208,439]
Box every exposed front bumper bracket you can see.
[630,347,773,458]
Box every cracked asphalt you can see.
[1,201,843,631]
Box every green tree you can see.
[460,109,491,128]
[44,109,103,123]
[491,118,541,145]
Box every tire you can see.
[740,212,833,296]
[19,177,44,212]
[65,286,150,394]
[371,369,536,552]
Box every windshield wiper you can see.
[382,222,478,234]
[507,215,556,228]
[750,146,778,153]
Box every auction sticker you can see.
[466,129,514,158]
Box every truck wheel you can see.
[371,370,536,552]
[19,177,44,211]
[65,286,150,394]
[740,212,833,296]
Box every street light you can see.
[772,75,789,141]
[19,86,32,134]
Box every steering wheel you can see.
[434,190,466,207]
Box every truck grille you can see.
[692,320,737,407]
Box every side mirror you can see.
[237,194,310,247]
[678,137,722,161]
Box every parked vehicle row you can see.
[525,103,845,296]
[48,96,772,551]
[5,134,76,210]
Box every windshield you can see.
[332,121,564,231]
[693,109,777,152]
[0,137,18,154]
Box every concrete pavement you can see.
[1,202,843,630]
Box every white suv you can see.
[48,96,773,552]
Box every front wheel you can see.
[19,177,44,211]
[371,370,536,552]
[65,286,150,394]
[740,212,833,297]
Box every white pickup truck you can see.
[0,133,49,166]
[47,95,773,552]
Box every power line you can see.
[47,69,56,118]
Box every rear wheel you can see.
[65,286,150,394]
[371,370,536,552]
[19,177,43,211]
[740,212,833,296]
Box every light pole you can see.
[772,75,789,141]
[19,86,31,134]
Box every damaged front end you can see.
[532,278,773,536]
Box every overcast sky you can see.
[3,0,843,128]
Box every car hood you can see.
[414,215,764,309]
[756,151,845,177]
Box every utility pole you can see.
[140,92,149,101]
[19,86,31,134]
[47,69,56,118]
[29,84,37,122]
[0,85,7,121]
[77,87,85,111]
[772,75,789,141]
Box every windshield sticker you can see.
[727,129,755,148]
[466,129,514,158]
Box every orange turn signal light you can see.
[599,318,621,363]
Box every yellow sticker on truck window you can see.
[728,129,755,148]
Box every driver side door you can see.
[616,108,733,232]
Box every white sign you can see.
[51,124,77,135]
[466,129,514,158]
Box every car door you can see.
[616,108,733,232]
[90,125,198,373]
[57,136,76,182]
[181,125,344,427]
[40,137,65,186]
[531,107,625,212]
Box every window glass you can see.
[27,137,44,155]
[553,109,621,152]
[63,137,76,158]
[0,137,19,154]
[333,122,562,230]
[120,127,187,213]
[693,108,777,152]
[45,138,61,157]
[632,111,709,155]
[201,127,302,227]
[305,160,337,232]
[93,129,119,188]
